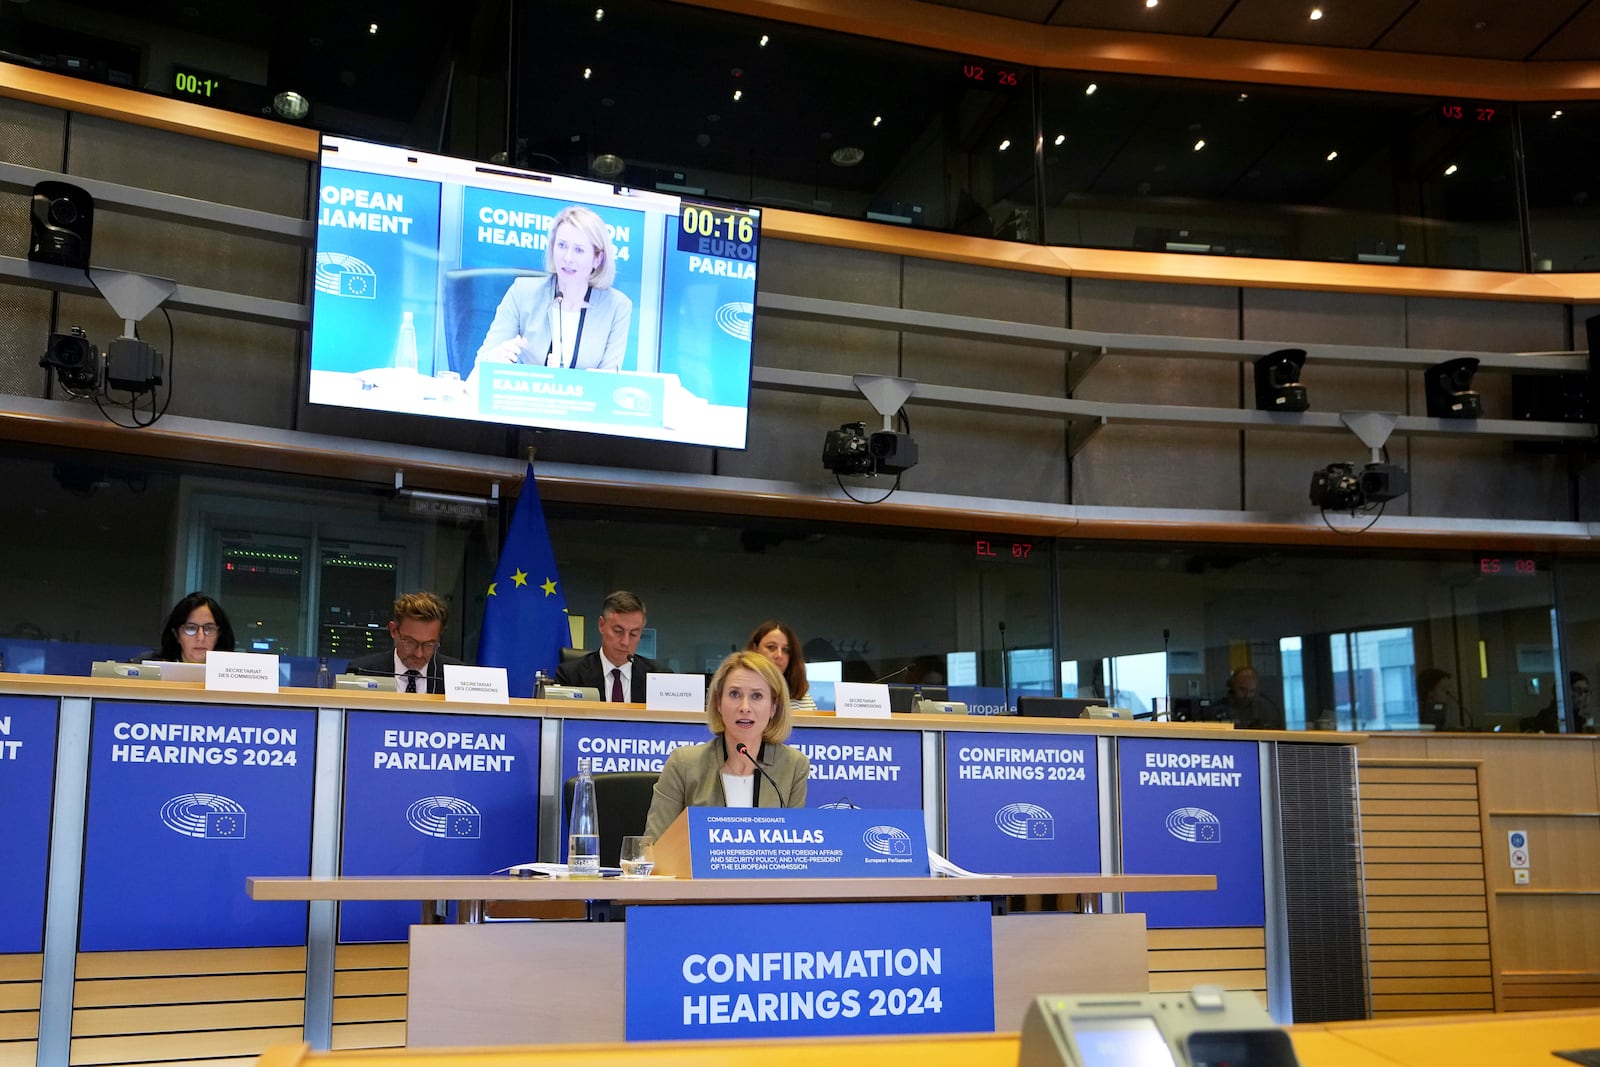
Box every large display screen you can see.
[308,136,760,449]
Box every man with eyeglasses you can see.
[348,592,456,694]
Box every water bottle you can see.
[395,310,419,373]
[533,669,550,699]
[568,756,601,878]
[316,656,334,689]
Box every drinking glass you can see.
[619,835,655,877]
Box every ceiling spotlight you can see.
[1326,150,1338,161]
[1085,83,1097,95]
[368,22,378,34]
[1193,139,1206,151]
[872,115,882,127]
[1425,358,1483,418]
[1054,133,1066,146]
[272,90,311,121]
[583,67,592,80]
[999,139,1011,151]
[829,146,864,167]
[732,89,742,101]
[1309,7,1323,20]
[1552,109,1563,119]
[589,153,625,179]
[1146,0,1159,7]
[1444,163,1458,176]
[1237,93,1249,102]
[594,7,604,20]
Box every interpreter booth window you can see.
[0,445,496,684]
[1054,543,1562,733]
[510,0,1037,238]
[1520,100,1600,273]
[1035,72,1522,270]
[1554,559,1600,732]
[542,508,1052,709]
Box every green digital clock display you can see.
[172,65,226,102]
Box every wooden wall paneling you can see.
[1358,759,1495,1018]
[332,944,407,1051]
[1146,928,1267,994]
[70,950,307,1066]
[1500,973,1600,1011]
[1,954,43,1061]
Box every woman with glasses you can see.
[157,592,237,663]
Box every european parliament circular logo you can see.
[995,802,1055,841]
[862,824,913,857]
[1165,806,1221,843]
[714,301,753,341]
[406,796,483,839]
[159,793,248,839]
[314,252,378,299]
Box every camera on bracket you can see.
[1309,461,1409,510]
[41,326,101,392]
[822,421,919,477]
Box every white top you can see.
[720,772,755,808]
[391,652,423,690]
[545,303,583,368]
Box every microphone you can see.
[873,663,915,684]
[551,286,565,368]
[998,620,1011,713]
[735,742,785,806]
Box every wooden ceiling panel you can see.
[1531,0,1600,58]
[1375,0,1591,60]
[1043,0,1238,35]
[915,0,1062,21]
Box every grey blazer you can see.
[474,276,633,371]
[643,737,810,839]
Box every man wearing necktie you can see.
[347,592,458,694]
[554,590,659,703]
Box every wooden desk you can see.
[253,1009,1600,1067]
[249,874,1213,1046]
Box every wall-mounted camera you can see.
[40,326,163,397]
[41,327,101,393]
[1309,460,1409,511]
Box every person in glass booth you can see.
[472,204,633,373]
[156,591,237,664]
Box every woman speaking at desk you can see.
[473,204,633,372]
[643,650,810,839]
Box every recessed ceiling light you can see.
[872,115,882,127]
[1444,163,1458,176]
[732,89,742,101]
[583,67,592,80]
[1237,93,1249,102]
[1326,150,1338,161]
[1193,139,1205,151]
[999,139,1011,151]
[830,146,864,167]
[1552,109,1563,119]
[1309,7,1323,20]
[1085,83,1098,95]
[594,8,604,21]
[759,34,769,46]
[368,22,378,34]
[1054,133,1066,146]
[1146,0,1158,7]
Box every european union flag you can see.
[478,463,569,697]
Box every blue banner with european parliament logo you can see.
[625,900,995,1040]
[942,731,1100,874]
[559,719,704,854]
[789,726,923,809]
[338,710,542,943]
[79,701,315,951]
[659,207,760,407]
[1118,737,1263,928]
[0,695,58,954]
[313,168,443,374]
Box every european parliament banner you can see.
[339,710,542,943]
[0,696,58,954]
[559,719,703,854]
[80,701,315,951]
[658,214,758,407]
[788,727,923,809]
[684,808,928,878]
[625,900,995,1040]
[943,732,1100,873]
[313,168,443,374]
[1118,737,1263,928]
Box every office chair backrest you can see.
[559,646,587,669]
[561,771,660,868]
[441,267,548,376]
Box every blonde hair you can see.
[545,205,617,288]
[706,650,792,743]
[393,591,447,625]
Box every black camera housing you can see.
[28,181,95,269]
[1309,462,1363,510]
[822,422,873,476]
[41,327,101,392]
[868,430,918,474]
[1358,462,1409,503]
[106,337,164,394]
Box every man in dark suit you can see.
[554,589,658,703]
[347,591,458,694]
